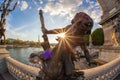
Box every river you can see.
[7,47,43,65]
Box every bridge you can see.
[0,46,120,80]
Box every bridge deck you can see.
[0,62,119,80]
[114,74,120,80]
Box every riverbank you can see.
[6,44,41,49]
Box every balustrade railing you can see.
[81,56,120,80]
[6,57,40,80]
[5,55,120,80]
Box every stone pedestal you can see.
[97,0,120,47]
[0,45,9,74]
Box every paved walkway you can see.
[1,71,16,80]
[114,74,120,80]
[99,52,120,62]
[0,74,4,80]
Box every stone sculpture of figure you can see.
[0,0,17,44]
[113,15,120,46]
[41,12,93,79]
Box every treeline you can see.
[5,28,104,46]
[5,39,41,46]
[5,38,56,47]
[86,28,104,46]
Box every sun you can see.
[57,32,66,38]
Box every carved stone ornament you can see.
[113,15,120,46]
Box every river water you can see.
[7,47,43,65]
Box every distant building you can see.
[97,0,120,46]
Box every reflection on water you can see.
[7,47,43,65]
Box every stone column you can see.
[0,45,9,74]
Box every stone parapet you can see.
[0,45,9,74]
[6,57,40,80]
[82,56,120,80]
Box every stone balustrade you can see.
[5,54,120,80]
[81,56,120,80]
[0,45,9,74]
[6,57,40,80]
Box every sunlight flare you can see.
[57,32,66,38]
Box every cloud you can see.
[13,21,39,32]
[20,1,28,11]
[6,0,102,42]
[31,0,43,8]
[29,6,32,9]
[90,2,102,23]
[17,1,20,5]
[43,0,82,18]
[6,22,27,40]
[6,25,38,41]
[86,0,91,3]
[91,10,101,23]
[37,7,43,11]
[83,9,101,23]
[82,1,102,23]
[43,0,101,23]
[39,0,43,4]
[6,20,40,41]
[48,0,55,1]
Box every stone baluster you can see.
[6,57,40,80]
[81,56,120,80]
[5,53,120,80]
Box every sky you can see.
[0,0,102,43]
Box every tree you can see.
[91,28,104,45]
[13,39,23,44]
[5,39,12,44]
